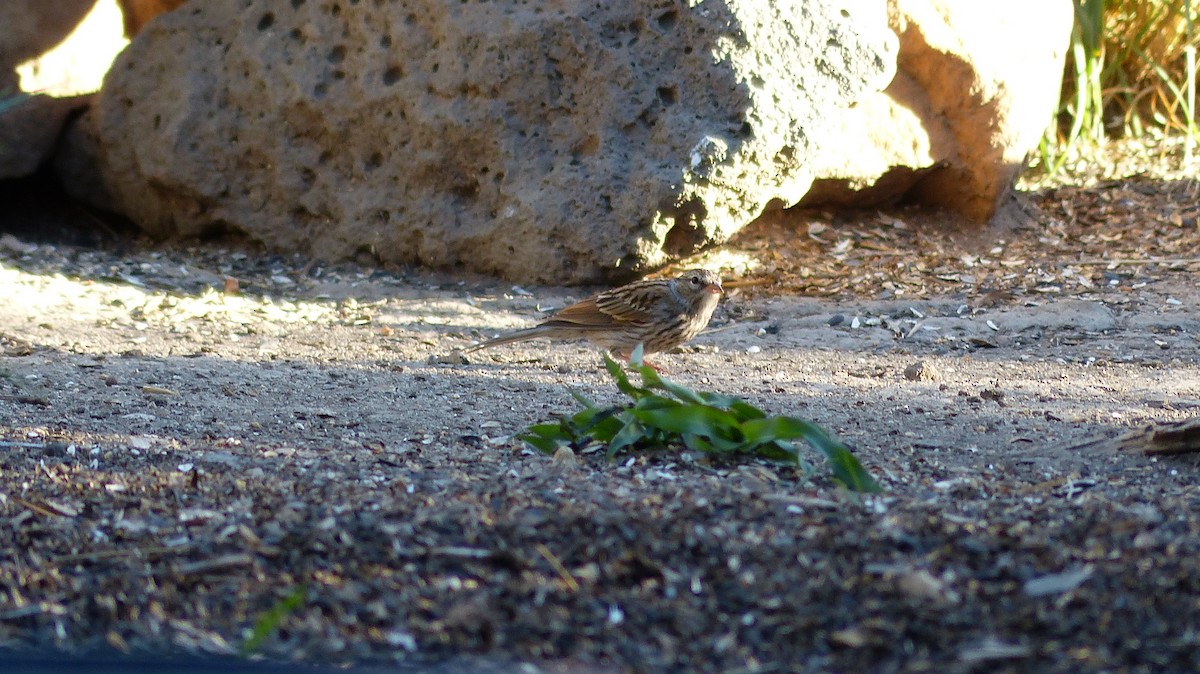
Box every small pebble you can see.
[428,352,469,365]
[904,361,942,382]
[551,446,577,471]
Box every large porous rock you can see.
[0,0,99,90]
[63,0,894,283]
[800,0,1073,222]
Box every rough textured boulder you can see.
[61,0,894,283]
[0,0,98,91]
[801,0,1074,222]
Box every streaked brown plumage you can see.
[463,269,724,361]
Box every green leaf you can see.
[1072,0,1104,56]
[519,422,572,454]
[697,390,739,406]
[641,369,709,405]
[607,418,648,458]
[567,407,603,431]
[678,433,744,454]
[577,408,625,442]
[741,417,881,492]
[567,387,598,410]
[521,432,563,455]
[604,352,652,400]
[824,444,883,493]
[525,422,568,437]
[680,433,715,453]
[604,352,635,394]
[752,442,801,464]
[632,394,683,412]
[633,405,744,443]
[740,416,805,445]
[726,399,767,421]
[241,585,307,655]
[572,404,613,428]
[768,440,814,472]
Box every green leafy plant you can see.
[1069,0,1108,146]
[240,584,307,655]
[1040,0,1200,176]
[1039,0,1109,175]
[521,346,882,493]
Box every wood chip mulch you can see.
[713,177,1200,306]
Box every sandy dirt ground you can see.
[2,185,1200,672]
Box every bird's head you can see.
[677,269,724,300]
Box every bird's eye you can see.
[689,276,700,285]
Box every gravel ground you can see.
[2,176,1200,672]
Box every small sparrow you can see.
[464,269,724,362]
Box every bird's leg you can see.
[641,359,665,373]
[629,353,664,373]
[610,348,665,373]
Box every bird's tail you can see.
[460,326,549,353]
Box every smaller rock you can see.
[0,234,36,255]
[896,568,960,605]
[829,626,869,649]
[550,446,578,472]
[1023,565,1093,597]
[428,351,469,365]
[979,388,1005,406]
[904,360,942,382]
[0,93,89,179]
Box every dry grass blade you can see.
[51,545,194,565]
[175,553,255,576]
[535,543,580,592]
[11,497,75,518]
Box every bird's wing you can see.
[591,283,663,324]
[544,284,661,328]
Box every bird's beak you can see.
[705,282,724,295]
